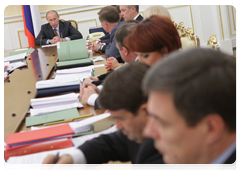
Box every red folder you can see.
[6,123,74,147]
[4,137,73,160]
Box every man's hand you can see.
[80,76,99,96]
[51,36,61,44]
[42,154,74,164]
[105,57,122,70]
[81,85,98,103]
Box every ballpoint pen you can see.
[53,152,59,164]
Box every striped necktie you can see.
[54,28,58,36]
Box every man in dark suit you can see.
[43,62,164,164]
[35,10,82,46]
[120,5,143,21]
[90,6,124,63]
[143,48,236,164]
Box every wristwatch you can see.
[98,45,102,51]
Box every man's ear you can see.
[131,6,136,12]
[139,103,148,113]
[122,46,129,56]
[199,114,225,145]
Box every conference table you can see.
[4,45,115,141]
[4,46,112,139]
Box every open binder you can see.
[55,39,93,70]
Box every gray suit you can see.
[35,20,83,46]
[104,21,124,63]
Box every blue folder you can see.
[37,85,80,97]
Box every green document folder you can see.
[57,58,92,67]
[9,49,34,56]
[25,108,79,127]
[57,39,88,61]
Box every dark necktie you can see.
[54,28,58,36]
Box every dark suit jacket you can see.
[78,130,164,164]
[219,148,238,170]
[104,21,124,63]
[35,20,83,46]
[136,14,144,22]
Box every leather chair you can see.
[60,19,78,30]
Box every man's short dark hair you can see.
[142,47,236,132]
[114,20,139,50]
[98,6,120,23]
[112,5,121,13]
[98,62,150,115]
[46,10,59,19]
[127,5,139,12]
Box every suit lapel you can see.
[135,139,157,169]
[59,21,64,38]
[47,23,55,38]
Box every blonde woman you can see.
[143,5,171,19]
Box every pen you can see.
[53,152,59,164]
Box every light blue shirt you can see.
[210,141,236,164]
[46,24,70,44]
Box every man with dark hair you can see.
[91,6,124,63]
[120,5,143,21]
[80,20,139,108]
[142,47,236,164]
[43,62,163,164]
[35,10,82,46]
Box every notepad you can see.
[25,108,80,127]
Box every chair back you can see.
[60,19,78,30]
[207,34,220,50]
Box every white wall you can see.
[4,5,236,55]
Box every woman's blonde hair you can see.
[143,5,171,19]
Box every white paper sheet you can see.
[71,125,117,146]
[7,147,76,164]
[30,102,83,116]
[91,56,104,62]
[69,113,111,133]
[30,93,80,109]
[4,52,27,62]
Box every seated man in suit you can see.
[120,5,143,22]
[143,47,236,164]
[35,10,83,46]
[43,62,163,164]
[80,20,139,109]
[90,6,124,63]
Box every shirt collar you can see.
[52,24,59,31]
[210,141,236,164]
[133,14,140,20]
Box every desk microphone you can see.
[40,32,43,48]
[60,31,63,42]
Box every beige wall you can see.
[4,5,78,17]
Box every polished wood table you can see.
[4,47,128,164]
[4,47,58,140]
[4,46,113,140]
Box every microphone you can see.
[40,32,43,48]
[60,31,63,42]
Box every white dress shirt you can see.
[46,24,70,44]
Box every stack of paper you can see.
[4,61,27,72]
[4,52,27,63]
[36,74,81,97]
[55,67,93,82]
[5,113,111,153]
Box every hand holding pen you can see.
[42,152,74,164]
